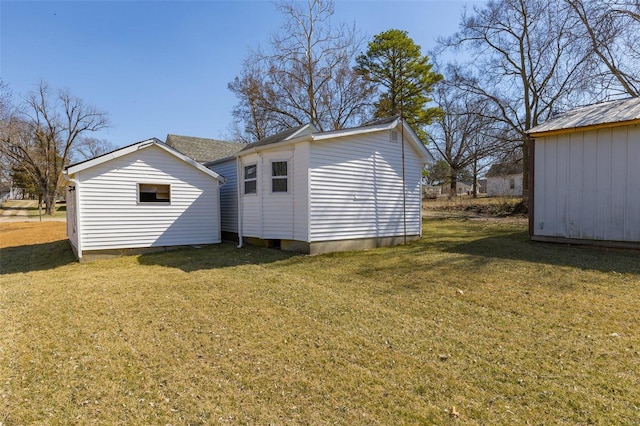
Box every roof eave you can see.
[529,118,640,138]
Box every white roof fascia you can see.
[286,123,319,140]
[65,139,225,184]
[310,118,432,162]
[237,118,434,163]
[311,118,401,141]
[237,134,314,157]
[398,119,434,163]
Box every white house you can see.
[528,97,640,248]
[64,138,225,261]
[207,117,434,254]
[485,159,523,197]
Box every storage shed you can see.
[528,97,640,248]
[207,117,434,254]
[64,138,225,261]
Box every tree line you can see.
[229,0,640,202]
[0,81,112,215]
[2,0,638,214]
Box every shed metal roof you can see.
[528,97,640,136]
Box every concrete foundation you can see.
[235,234,421,255]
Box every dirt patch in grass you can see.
[424,196,528,223]
[2,219,640,424]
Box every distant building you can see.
[486,159,523,197]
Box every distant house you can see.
[207,117,434,254]
[438,181,481,196]
[64,139,225,261]
[485,159,523,197]
[528,97,640,248]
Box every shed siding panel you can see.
[534,124,640,243]
[580,131,598,238]
[567,132,583,238]
[594,129,612,240]
[555,134,570,237]
[77,145,220,250]
[625,126,640,241]
[209,159,238,234]
[609,127,627,241]
[309,132,422,242]
[542,136,558,235]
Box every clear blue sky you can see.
[1,0,480,148]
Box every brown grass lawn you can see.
[1,220,639,424]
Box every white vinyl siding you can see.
[76,145,220,251]
[533,125,640,242]
[293,142,310,242]
[261,150,294,239]
[208,158,238,234]
[487,174,523,196]
[308,132,422,242]
[239,153,261,238]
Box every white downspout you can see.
[63,172,83,260]
[236,156,243,248]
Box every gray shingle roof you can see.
[528,97,640,135]
[165,134,245,163]
[486,159,523,177]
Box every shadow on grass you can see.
[137,242,301,272]
[0,240,76,274]
[440,231,640,275]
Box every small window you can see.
[244,164,257,195]
[271,161,288,193]
[509,178,515,190]
[139,183,170,203]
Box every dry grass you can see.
[1,220,639,424]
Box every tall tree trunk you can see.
[44,190,55,215]
[449,169,457,200]
[471,157,478,199]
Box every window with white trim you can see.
[244,164,257,195]
[271,161,288,193]
[138,183,170,203]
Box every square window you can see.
[139,183,170,203]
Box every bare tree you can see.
[566,0,640,98]
[72,137,116,162]
[439,0,594,205]
[0,82,109,214]
[428,80,506,198]
[0,80,14,192]
[229,0,373,141]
